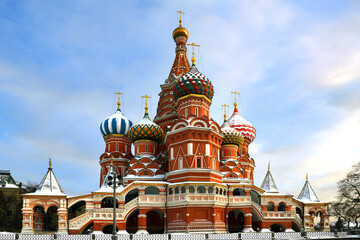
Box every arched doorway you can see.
[68,201,86,220]
[44,206,58,231]
[146,210,164,234]
[33,206,45,231]
[228,210,244,233]
[126,209,139,234]
[270,224,285,232]
[102,225,118,234]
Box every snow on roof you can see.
[25,165,66,196]
[297,178,320,203]
[0,170,20,189]
[260,166,279,193]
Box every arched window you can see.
[101,197,118,208]
[195,107,198,117]
[208,186,213,194]
[116,143,119,151]
[278,202,286,211]
[145,145,148,152]
[175,187,180,194]
[216,188,219,194]
[267,202,274,211]
[145,186,159,195]
[189,186,195,193]
[250,190,261,205]
[223,190,226,195]
[125,189,139,204]
[233,188,245,196]
[220,189,223,195]
[181,186,186,194]
[230,150,232,156]
[169,188,173,195]
[185,109,188,118]
[197,186,205,193]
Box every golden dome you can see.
[172,24,189,39]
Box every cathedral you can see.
[21,16,330,235]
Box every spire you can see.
[115,91,123,110]
[221,104,229,122]
[48,157,52,170]
[141,94,151,115]
[260,166,279,193]
[231,91,240,109]
[169,12,191,80]
[297,173,320,202]
[186,42,200,65]
[32,159,65,195]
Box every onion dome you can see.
[128,105,164,143]
[221,121,244,146]
[228,108,256,143]
[100,95,133,137]
[174,64,214,100]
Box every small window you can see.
[195,107,198,116]
[185,109,188,118]
[176,213,179,220]
[189,186,195,193]
[278,202,286,211]
[116,143,119,151]
[230,150,232,156]
[181,186,186,193]
[144,171,147,176]
[175,187,179,194]
[267,202,274,211]
[197,157,201,168]
[216,188,219,194]
[208,186,213,194]
[169,188,173,195]
[220,189,223,195]
[145,145,148,152]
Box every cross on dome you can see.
[177,10,185,25]
[48,157,52,170]
[221,104,229,121]
[141,94,152,114]
[231,91,240,109]
[187,42,200,65]
[115,91,123,110]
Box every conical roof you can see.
[297,174,320,203]
[260,163,279,193]
[28,160,65,196]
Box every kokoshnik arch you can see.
[21,14,330,234]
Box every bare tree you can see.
[23,181,39,193]
[330,162,360,229]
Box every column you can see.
[243,211,254,232]
[136,209,148,234]
[58,198,68,233]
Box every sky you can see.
[0,0,360,203]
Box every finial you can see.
[111,156,114,165]
[115,92,123,110]
[231,91,240,109]
[221,104,229,121]
[177,10,185,26]
[186,42,200,65]
[268,162,270,171]
[306,172,308,182]
[48,157,52,170]
[141,95,152,114]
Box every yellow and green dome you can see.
[128,113,164,143]
[221,121,244,146]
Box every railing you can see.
[0,231,354,240]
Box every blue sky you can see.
[1,0,360,201]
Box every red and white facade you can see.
[21,19,330,234]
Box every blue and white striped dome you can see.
[100,109,133,137]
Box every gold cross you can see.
[115,92,123,110]
[177,10,185,25]
[49,157,52,170]
[231,91,240,108]
[186,42,200,65]
[141,94,152,114]
[221,104,229,121]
